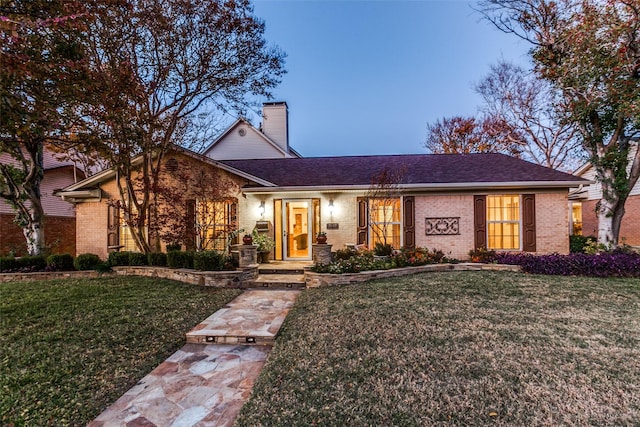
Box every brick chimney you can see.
[261,102,289,153]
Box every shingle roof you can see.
[221,153,588,188]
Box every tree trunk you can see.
[23,214,45,256]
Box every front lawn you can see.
[0,276,241,426]
[236,271,640,426]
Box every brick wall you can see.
[414,194,474,260]
[0,213,76,256]
[534,192,569,254]
[580,196,640,245]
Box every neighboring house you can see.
[0,147,86,255]
[60,102,588,260]
[570,141,640,246]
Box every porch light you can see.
[258,201,266,217]
[328,199,335,217]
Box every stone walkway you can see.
[89,288,301,427]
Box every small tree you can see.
[365,166,406,250]
[152,159,240,252]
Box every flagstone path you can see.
[89,288,301,427]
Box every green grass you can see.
[0,276,241,426]
[236,271,640,426]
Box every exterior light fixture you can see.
[329,199,335,216]
[258,201,265,217]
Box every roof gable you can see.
[202,118,294,160]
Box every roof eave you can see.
[240,180,590,194]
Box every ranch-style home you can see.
[59,102,589,261]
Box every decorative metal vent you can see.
[238,128,246,136]
[165,157,178,172]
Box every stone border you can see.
[304,263,521,288]
[112,265,259,287]
[0,270,107,283]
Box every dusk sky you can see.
[240,0,532,157]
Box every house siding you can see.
[580,196,640,245]
[1,213,76,256]
[203,124,288,160]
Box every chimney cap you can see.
[262,101,288,108]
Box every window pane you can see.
[369,198,401,248]
[487,195,520,250]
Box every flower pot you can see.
[316,235,327,244]
[242,235,253,245]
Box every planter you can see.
[259,251,271,263]
[316,235,327,244]
[242,235,253,245]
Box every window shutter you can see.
[522,194,536,252]
[403,196,415,249]
[474,195,487,249]
[107,204,120,249]
[185,199,196,251]
[357,197,368,245]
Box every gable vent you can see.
[165,158,178,172]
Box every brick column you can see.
[238,245,258,267]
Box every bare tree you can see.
[366,166,406,251]
[476,60,583,171]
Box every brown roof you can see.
[221,153,588,188]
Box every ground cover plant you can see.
[1,276,241,426]
[236,271,640,426]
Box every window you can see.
[571,202,583,235]
[369,197,401,248]
[487,195,520,250]
[196,200,236,251]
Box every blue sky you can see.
[244,0,531,157]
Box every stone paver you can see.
[89,344,270,427]
[90,289,301,427]
[186,290,300,345]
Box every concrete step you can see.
[186,289,301,345]
[258,266,308,274]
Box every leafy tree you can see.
[480,0,640,246]
[476,60,583,171]
[0,1,91,255]
[81,0,285,253]
[425,115,524,156]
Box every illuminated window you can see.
[487,195,520,250]
[571,202,583,235]
[119,224,138,252]
[369,198,401,248]
[196,200,236,251]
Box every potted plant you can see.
[252,231,275,263]
[242,234,253,245]
[316,231,327,244]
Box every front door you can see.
[283,199,312,260]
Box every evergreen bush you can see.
[46,253,75,271]
[74,253,102,271]
[167,251,194,269]
[148,252,167,266]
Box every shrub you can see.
[495,252,640,278]
[128,252,147,266]
[46,253,75,271]
[166,243,181,252]
[108,251,131,266]
[334,247,359,261]
[148,252,167,266]
[570,235,596,253]
[193,250,230,271]
[373,243,393,257]
[74,253,102,271]
[0,256,18,273]
[167,251,194,269]
[468,247,497,263]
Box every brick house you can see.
[570,141,640,246]
[60,102,588,260]
[0,147,85,255]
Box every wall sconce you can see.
[328,199,335,217]
[258,201,265,217]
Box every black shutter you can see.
[522,194,536,252]
[357,197,368,245]
[403,196,415,249]
[474,195,487,249]
[107,204,120,250]
[185,199,196,251]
